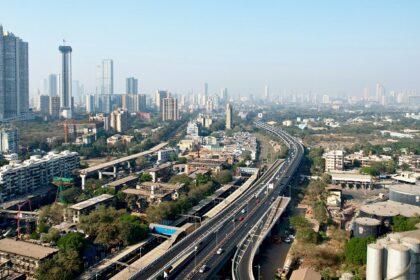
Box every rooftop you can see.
[330,172,372,183]
[361,200,420,217]
[107,175,138,188]
[0,239,58,260]
[389,184,420,196]
[70,194,114,210]
[290,268,321,280]
[355,217,381,226]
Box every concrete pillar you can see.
[81,174,86,190]
[98,170,103,179]
[113,165,117,178]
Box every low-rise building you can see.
[399,154,420,171]
[0,239,58,279]
[0,151,79,203]
[157,148,177,164]
[106,134,134,145]
[69,194,115,223]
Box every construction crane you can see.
[16,200,32,239]
[53,177,74,203]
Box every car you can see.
[216,248,224,255]
[239,216,244,221]
[199,264,207,273]
[284,237,291,243]
[241,208,247,214]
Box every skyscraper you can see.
[155,90,168,114]
[46,74,58,96]
[226,103,233,130]
[0,26,29,121]
[59,44,72,118]
[85,94,95,113]
[95,60,114,95]
[220,88,228,104]
[101,59,113,95]
[264,85,269,100]
[162,97,179,121]
[126,77,138,94]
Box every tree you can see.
[41,228,61,244]
[38,203,66,225]
[290,216,311,229]
[59,187,81,204]
[400,162,411,171]
[140,172,152,182]
[57,232,86,253]
[313,201,328,224]
[345,237,375,265]
[213,170,233,185]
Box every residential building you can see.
[59,45,72,118]
[110,108,128,132]
[155,90,168,112]
[323,150,344,171]
[85,94,95,113]
[0,127,19,154]
[186,121,200,137]
[49,96,60,118]
[122,93,146,113]
[226,103,233,130]
[126,77,138,94]
[162,97,179,121]
[98,94,111,113]
[0,239,58,279]
[69,194,115,223]
[0,150,79,202]
[157,148,177,163]
[35,95,50,115]
[399,154,420,171]
[0,26,29,121]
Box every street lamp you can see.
[215,229,218,246]
[254,265,261,280]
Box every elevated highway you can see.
[125,121,304,280]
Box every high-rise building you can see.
[323,150,344,171]
[96,60,114,95]
[59,44,72,118]
[322,94,330,104]
[126,77,138,94]
[225,103,233,130]
[155,90,168,112]
[36,95,50,115]
[376,83,385,103]
[44,74,58,96]
[0,26,29,121]
[98,94,111,114]
[264,85,269,100]
[162,97,179,121]
[85,94,95,113]
[110,108,128,132]
[49,96,60,118]
[220,88,228,104]
[0,127,19,154]
[122,93,146,113]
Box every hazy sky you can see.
[2,1,420,97]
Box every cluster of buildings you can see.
[0,150,79,203]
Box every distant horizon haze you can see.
[1,0,419,98]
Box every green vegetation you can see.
[308,147,325,175]
[139,172,152,182]
[392,215,420,232]
[345,236,375,265]
[213,170,233,185]
[78,206,149,247]
[360,161,396,176]
[290,216,319,244]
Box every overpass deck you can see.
[79,142,168,175]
